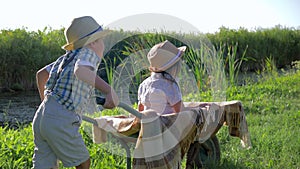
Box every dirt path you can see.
[0,91,40,128]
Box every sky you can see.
[1,0,299,33]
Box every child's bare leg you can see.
[50,160,59,169]
[76,158,90,169]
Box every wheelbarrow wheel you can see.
[186,135,221,169]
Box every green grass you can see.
[215,70,300,169]
[1,71,299,169]
[0,125,34,168]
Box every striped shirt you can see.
[45,47,101,113]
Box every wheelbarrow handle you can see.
[96,96,142,119]
[118,102,142,119]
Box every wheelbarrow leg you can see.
[113,135,132,169]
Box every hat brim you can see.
[149,45,187,72]
[62,30,111,51]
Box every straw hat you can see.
[148,40,186,72]
[62,16,110,50]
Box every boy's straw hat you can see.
[148,40,186,72]
[62,16,110,50]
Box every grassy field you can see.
[0,70,299,169]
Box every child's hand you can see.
[103,89,119,109]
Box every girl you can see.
[138,40,186,115]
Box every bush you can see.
[1,26,299,91]
[0,28,65,91]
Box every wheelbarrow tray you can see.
[82,100,251,169]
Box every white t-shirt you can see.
[138,73,182,115]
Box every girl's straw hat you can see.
[148,40,186,72]
[62,16,110,50]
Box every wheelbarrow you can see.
[82,97,251,169]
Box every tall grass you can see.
[1,26,299,91]
[0,28,64,90]
[207,25,300,71]
[225,43,249,86]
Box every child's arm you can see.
[172,101,182,113]
[36,66,50,101]
[74,65,119,108]
[138,103,144,112]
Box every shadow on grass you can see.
[203,159,250,169]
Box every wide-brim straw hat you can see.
[62,16,110,51]
[148,40,186,72]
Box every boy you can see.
[32,16,119,169]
